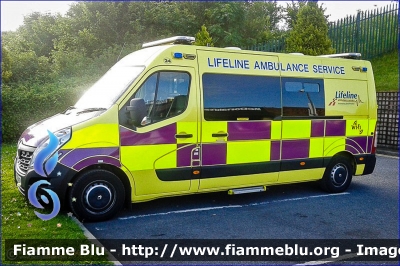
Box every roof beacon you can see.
[319,53,362,60]
[142,36,195,48]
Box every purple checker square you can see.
[325,120,346,136]
[311,120,325,137]
[177,144,195,167]
[73,156,121,171]
[346,137,368,154]
[201,143,227,166]
[281,140,310,160]
[120,124,176,146]
[60,147,119,168]
[270,141,281,161]
[228,121,271,141]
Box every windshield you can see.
[75,66,144,109]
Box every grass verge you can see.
[1,143,111,264]
[371,50,399,92]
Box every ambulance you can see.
[14,36,378,221]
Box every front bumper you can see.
[14,155,78,207]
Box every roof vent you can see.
[142,36,195,48]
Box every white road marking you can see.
[119,192,350,220]
[119,205,242,220]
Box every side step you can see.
[228,186,266,195]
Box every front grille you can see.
[16,148,34,175]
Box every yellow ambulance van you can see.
[15,36,378,221]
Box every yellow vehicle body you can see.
[15,37,378,221]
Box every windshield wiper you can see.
[63,106,76,113]
[77,107,107,115]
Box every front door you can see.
[119,67,198,196]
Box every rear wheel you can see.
[320,156,353,193]
[69,169,125,222]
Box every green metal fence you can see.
[247,3,399,59]
[329,3,398,59]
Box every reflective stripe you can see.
[309,138,324,158]
[326,120,346,136]
[64,124,119,149]
[201,143,226,166]
[281,140,310,160]
[227,121,271,140]
[311,120,325,137]
[60,147,119,168]
[227,140,271,164]
[346,137,368,154]
[324,137,346,156]
[282,120,311,139]
[122,144,176,171]
[120,124,176,146]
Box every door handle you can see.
[212,133,228,137]
[175,133,193,139]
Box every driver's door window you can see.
[134,71,190,126]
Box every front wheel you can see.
[320,156,353,193]
[69,169,125,222]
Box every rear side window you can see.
[282,78,325,117]
[202,74,281,121]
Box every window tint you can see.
[202,74,281,121]
[133,71,190,125]
[303,83,320,93]
[282,78,325,117]
[285,82,302,92]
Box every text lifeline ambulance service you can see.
[14,36,378,221]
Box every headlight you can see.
[30,127,72,169]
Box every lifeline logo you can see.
[329,91,364,106]
[28,130,61,221]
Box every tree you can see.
[1,47,13,83]
[284,0,308,30]
[284,1,330,30]
[204,1,283,47]
[285,2,334,55]
[18,12,60,57]
[194,25,214,46]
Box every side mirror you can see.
[126,98,147,127]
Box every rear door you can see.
[196,50,281,191]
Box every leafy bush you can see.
[285,2,334,55]
[1,79,93,143]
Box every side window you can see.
[282,78,325,117]
[133,71,190,126]
[202,74,281,121]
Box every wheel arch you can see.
[66,163,132,209]
[326,151,356,175]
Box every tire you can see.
[69,169,125,222]
[320,156,353,193]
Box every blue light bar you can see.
[173,52,183,59]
